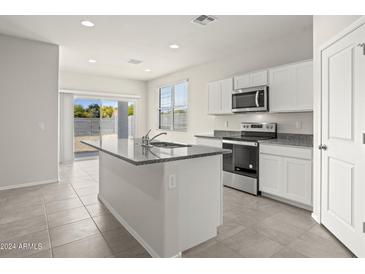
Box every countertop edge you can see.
[194,134,223,140]
[81,140,230,166]
[258,140,313,149]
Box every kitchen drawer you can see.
[260,144,312,160]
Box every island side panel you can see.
[164,155,223,252]
[98,151,166,257]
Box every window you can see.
[159,81,188,131]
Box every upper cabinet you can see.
[269,60,313,112]
[207,60,313,115]
[234,70,268,90]
[208,78,233,115]
[220,78,233,113]
[208,81,220,114]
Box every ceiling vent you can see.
[191,15,217,26]
[127,59,142,65]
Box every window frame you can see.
[158,80,188,131]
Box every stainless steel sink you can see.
[150,141,192,148]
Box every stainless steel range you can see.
[222,122,277,195]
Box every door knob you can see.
[318,144,328,150]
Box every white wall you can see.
[0,34,59,189]
[59,93,74,164]
[147,27,314,143]
[312,15,362,221]
[59,71,147,137]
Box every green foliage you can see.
[74,104,86,118]
[74,104,101,118]
[86,104,100,118]
[174,109,187,114]
[128,104,134,116]
[74,103,134,118]
[101,106,115,118]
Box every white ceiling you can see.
[0,15,312,81]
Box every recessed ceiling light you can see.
[88,59,96,63]
[81,20,95,27]
[144,69,151,72]
[169,44,180,49]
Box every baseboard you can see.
[0,179,58,191]
[311,213,321,224]
[261,192,313,211]
[98,194,166,258]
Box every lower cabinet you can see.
[259,153,283,196]
[259,144,312,207]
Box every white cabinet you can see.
[259,154,283,196]
[250,70,268,87]
[285,157,312,204]
[208,78,233,115]
[259,144,312,208]
[269,60,313,112]
[208,81,220,114]
[220,78,233,114]
[234,73,250,89]
[234,70,268,89]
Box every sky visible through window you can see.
[74,98,134,108]
[74,98,116,108]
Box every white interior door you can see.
[321,23,365,257]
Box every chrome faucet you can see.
[141,129,151,146]
[141,129,167,146]
[150,132,167,143]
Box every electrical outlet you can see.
[168,175,177,189]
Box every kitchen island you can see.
[82,136,230,258]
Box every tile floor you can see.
[0,159,354,258]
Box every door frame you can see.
[313,16,365,223]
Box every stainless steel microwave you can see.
[232,86,268,113]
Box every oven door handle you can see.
[255,91,259,107]
[222,140,258,147]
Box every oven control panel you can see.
[240,122,277,132]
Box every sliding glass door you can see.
[73,96,136,159]
[100,100,136,140]
[73,97,101,159]
[100,99,118,141]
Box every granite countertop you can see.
[195,130,240,139]
[195,130,313,148]
[258,133,313,148]
[82,136,231,166]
